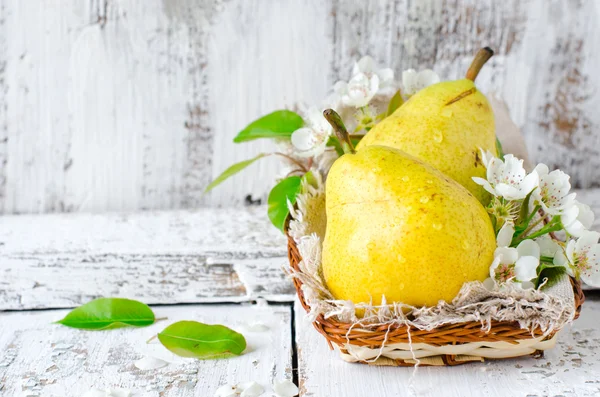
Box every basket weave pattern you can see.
[288,234,585,366]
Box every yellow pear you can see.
[321,110,496,307]
[357,48,497,204]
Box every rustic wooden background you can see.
[0,0,599,214]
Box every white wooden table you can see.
[2,192,600,396]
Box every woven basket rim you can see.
[287,232,585,359]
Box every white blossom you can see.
[554,231,600,286]
[402,68,440,96]
[290,107,332,158]
[536,235,562,258]
[489,223,539,288]
[472,154,539,200]
[333,56,397,108]
[532,163,576,215]
[561,201,595,237]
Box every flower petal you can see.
[483,277,496,290]
[239,381,265,397]
[134,356,168,370]
[291,128,316,152]
[495,247,519,265]
[576,231,600,251]
[553,250,569,267]
[497,221,515,247]
[517,239,541,259]
[333,81,347,95]
[214,385,238,397]
[402,69,418,95]
[355,55,375,75]
[495,183,524,200]
[534,163,549,177]
[536,236,561,257]
[294,138,328,158]
[561,204,579,227]
[514,256,539,281]
[273,379,299,397]
[377,68,395,84]
[577,202,595,230]
[416,69,440,88]
[520,170,540,195]
[489,255,502,278]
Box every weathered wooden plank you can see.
[1,0,598,213]
[295,299,600,397]
[0,207,292,310]
[0,0,7,214]
[330,0,600,189]
[2,187,600,309]
[206,0,332,208]
[0,303,293,396]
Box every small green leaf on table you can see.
[56,298,155,330]
[204,153,267,193]
[158,321,247,359]
[386,90,404,116]
[268,175,303,232]
[233,110,304,143]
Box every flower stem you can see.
[272,152,308,173]
[515,217,562,243]
[323,109,355,154]
[466,47,494,81]
[520,215,546,237]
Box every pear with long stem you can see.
[357,47,497,204]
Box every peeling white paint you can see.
[0,0,598,213]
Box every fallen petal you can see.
[82,390,106,397]
[273,379,299,397]
[106,389,132,397]
[244,322,270,332]
[214,384,238,397]
[134,356,168,370]
[239,381,265,397]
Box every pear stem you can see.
[323,109,355,155]
[466,47,494,81]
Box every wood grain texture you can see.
[0,303,293,396]
[295,299,600,397]
[0,206,292,310]
[1,189,599,310]
[1,0,598,213]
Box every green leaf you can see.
[56,298,155,330]
[386,90,404,116]
[517,192,535,227]
[233,110,304,143]
[268,176,302,232]
[496,136,505,158]
[158,321,246,359]
[537,265,567,289]
[303,171,318,188]
[205,154,267,193]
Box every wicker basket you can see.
[288,233,585,366]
